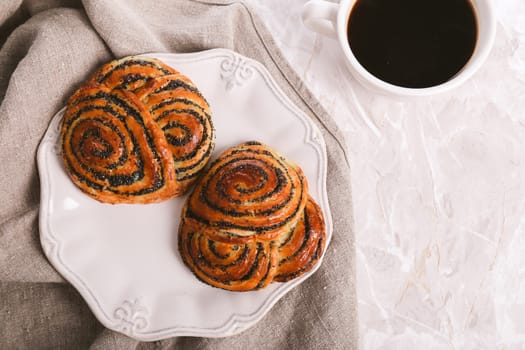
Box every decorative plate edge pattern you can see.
[113,298,150,336]
[219,53,254,91]
[38,49,332,341]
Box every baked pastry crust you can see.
[61,56,214,204]
[178,141,326,291]
[182,141,308,243]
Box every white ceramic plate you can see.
[38,49,332,341]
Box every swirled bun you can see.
[182,141,308,243]
[61,56,215,204]
[178,141,326,291]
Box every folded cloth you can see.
[0,0,357,349]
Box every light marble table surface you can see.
[245,0,525,349]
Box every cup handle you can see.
[302,0,339,38]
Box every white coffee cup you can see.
[302,0,496,97]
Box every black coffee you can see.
[347,0,478,88]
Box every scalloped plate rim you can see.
[37,48,332,341]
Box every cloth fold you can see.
[0,0,357,348]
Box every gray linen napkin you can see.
[0,0,357,349]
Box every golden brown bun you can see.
[178,141,326,291]
[61,56,215,204]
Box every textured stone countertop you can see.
[246,0,525,348]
